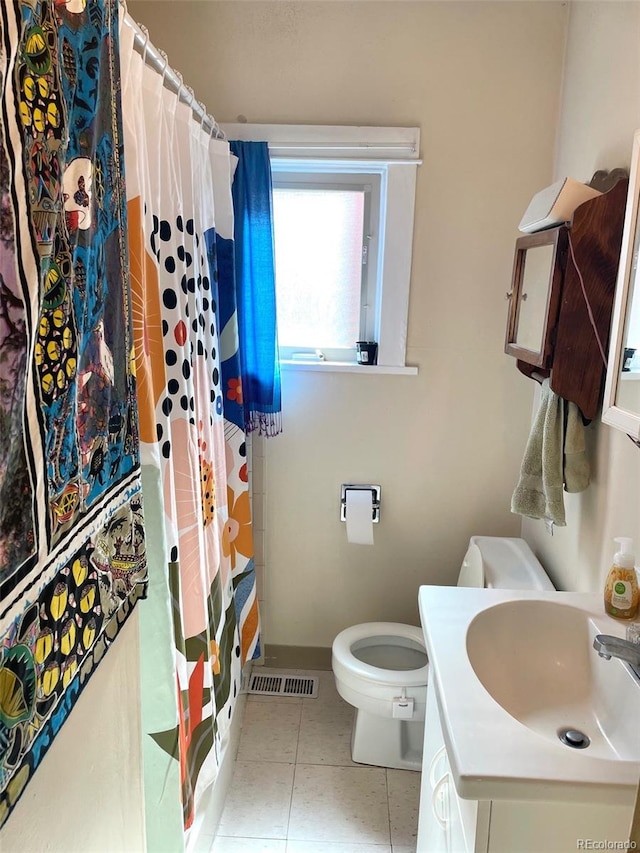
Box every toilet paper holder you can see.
[340,484,381,523]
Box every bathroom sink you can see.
[418,586,640,804]
[465,599,640,761]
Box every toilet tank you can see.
[457,536,555,591]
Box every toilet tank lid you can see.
[468,536,555,591]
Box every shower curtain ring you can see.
[138,23,150,63]
[184,85,195,107]
[197,101,208,130]
[174,69,184,99]
[158,48,170,85]
[207,117,224,141]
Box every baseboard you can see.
[262,644,332,671]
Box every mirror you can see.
[603,129,640,440]
[505,227,567,368]
[516,243,555,351]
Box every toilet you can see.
[331,536,555,771]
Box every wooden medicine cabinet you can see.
[504,174,629,420]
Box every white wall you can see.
[2,614,145,853]
[523,1,640,594]
[129,0,568,648]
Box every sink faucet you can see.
[593,634,640,679]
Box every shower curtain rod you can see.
[121,11,225,141]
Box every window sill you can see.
[280,360,418,375]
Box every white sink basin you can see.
[418,586,640,804]
[466,598,640,761]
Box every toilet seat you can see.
[332,621,428,688]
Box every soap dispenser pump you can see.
[604,537,639,620]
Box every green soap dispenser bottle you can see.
[604,537,640,620]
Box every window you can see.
[222,124,420,370]
[271,168,380,362]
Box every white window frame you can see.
[222,124,420,373]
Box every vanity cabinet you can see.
[418,677,487,852]
[505,175,628,420]
[417,676,634,853]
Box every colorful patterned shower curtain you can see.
[0,0,146,827]
[119,14,260,846]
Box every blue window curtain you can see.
[229,140,282,437]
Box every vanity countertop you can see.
[418,586,640,805]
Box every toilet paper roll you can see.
[345,489,374,545]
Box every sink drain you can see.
[558,728,590,749]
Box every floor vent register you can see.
[246,672,319,698]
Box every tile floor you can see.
[213,669,421,853]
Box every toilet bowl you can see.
[331,536,554,771]
[333,621,428,770]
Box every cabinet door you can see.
[418,677,489,853]
[504,226,567,368]
[417,678,451,852]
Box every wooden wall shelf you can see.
[508,175,628,420]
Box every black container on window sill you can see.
[623,347,636,371]
[356,341,378,365]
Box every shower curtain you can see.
[0,0,146,827]
[119,17,260,846]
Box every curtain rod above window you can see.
[269,143,417,152]
[221,124,421,161]
[121,11,225,141]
